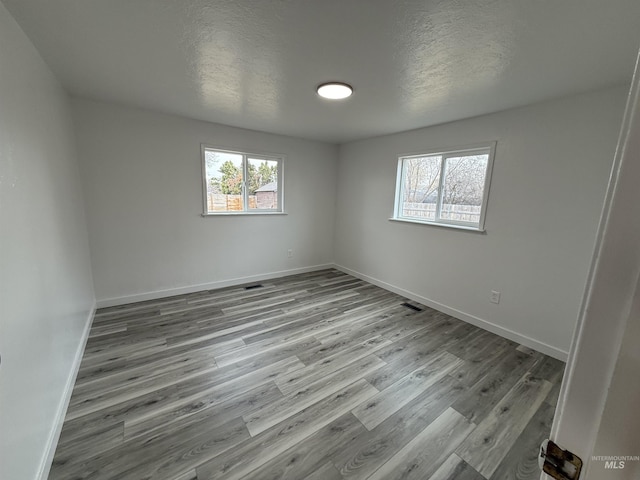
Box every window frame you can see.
[201,145,285,216]
[392,142,496,232]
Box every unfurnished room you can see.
[1,1,640,480]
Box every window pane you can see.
[440,154,489,224]
[204,150,244,212]
[401,156,441,221]
[247,158,278,210]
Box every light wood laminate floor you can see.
[50,269,564,480]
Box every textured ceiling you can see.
[4,0,640,143]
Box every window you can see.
[393,143,495,231]
[202,146,284,214]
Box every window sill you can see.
[202,212,288,217]
[388,217,486,233]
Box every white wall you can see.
[334,87,627,358]
[0,3,95,480]
[72,99,338,305]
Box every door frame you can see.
[546,47,640,478]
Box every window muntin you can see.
[202,147,283,214]
[394,144,494,230]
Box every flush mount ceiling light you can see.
[317,82,353,100]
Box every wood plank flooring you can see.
[50,269,564,480]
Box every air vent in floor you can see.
[401,302,423,312]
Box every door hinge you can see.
[539,439,583,480]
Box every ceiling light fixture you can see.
[317,82,353,100]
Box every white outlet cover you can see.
[490,291,501,304]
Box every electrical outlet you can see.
[490,290,501,304]
[287,249,293,258]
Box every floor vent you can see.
[401,302,423,312]
[244,284,264,290]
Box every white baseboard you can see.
[333,264,568,361]
[37,302,96,480]
[97,261,566,357]
[96,264,335,309]
[34,263,564,479]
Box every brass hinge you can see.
[539,439,583,480]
